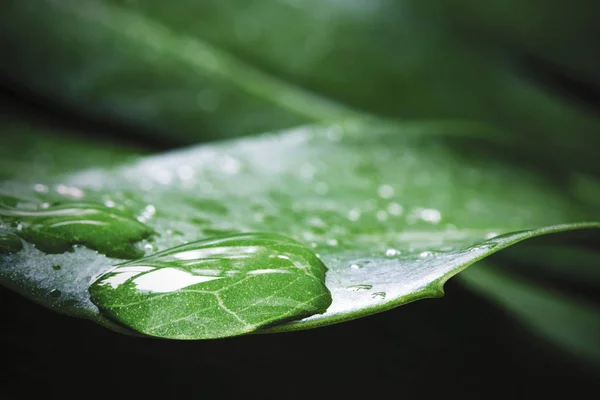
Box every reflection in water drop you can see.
[346,284,373,292]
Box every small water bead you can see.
[419,251,433,258]
[327,239,338,246]
[49,289,61,298]
[137,204,156,223]
[385,248,400,257]
[219,155,241,175]
[377,184,394,199]
[371,292,386,300]
[346,284,373,292]
[347,208,361,222]
[416,208,441,224]
[33,184,49,193]
[56,184,85,199]
[386,202,403,216]
[376,210,388,221]
[52,265,61,271]
[144,243,157,252]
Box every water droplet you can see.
[299,163,317,180]
[468,243,498,253]
[0,201,154,258]
[49,289,61,298]
[377,184,394,199]
[89,233,332,339]
[220,155,241,175]
[104,200,116,208]
[33,184,49,193]
[386,202,403,216]
[347,208,361,222]
[413,208,442,224]
[56,184,84,198]
[350,263,364,270]
[419,251,433,258]
[52,264,61,271]
[346,284,373,292]
[327,238,338,246]
[144,243,157,252]
[137,204,156,223]
[371,292,386,300]
[385,248,400,257]
[376,210,388,221]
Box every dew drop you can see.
[327,238,338,246]
[386,202,403,216]
[385,248,400,257]
[377,184,394,199]
[49,289,61,298]
[347,208,361,222]
[52,264,61,271]
[346,284,373,292]
[419,251,433,258]
[350,263,363,270]
[56,184,84,198]
[33,184,49,193]
[376,210,388,221]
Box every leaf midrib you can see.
[50,0,361,122]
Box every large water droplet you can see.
[89,233,332,339]
[0,201,154,258]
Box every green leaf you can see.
[3,0,600,177]
[1,116,598,338]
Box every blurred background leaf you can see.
[2,0,600,176]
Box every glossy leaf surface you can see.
[1,116,598,338]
